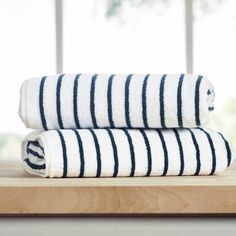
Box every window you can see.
[0,0,235,159]
[63,0,185,74]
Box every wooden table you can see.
[0,159,235,215]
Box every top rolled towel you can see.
[19,74,214,130]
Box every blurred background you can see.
[0,0,236,160]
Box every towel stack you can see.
[19,74,233,177]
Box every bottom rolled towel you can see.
[21,128,234,177]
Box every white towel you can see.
[21,128,233,178]
[19,74,214,130]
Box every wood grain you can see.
[0,159,235,215]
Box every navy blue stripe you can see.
[198,128,216,175]
[73,129,85,177]
[195,75,203,126]
[73,74,81,128]
[156,129,168,176]
[27,141,44,154]
[106,129,119,177]
[39,76,48,130]
[218,132,232,167]
[187,129,201,175]
[159,74,167,128]
[123,129,135,176]
[142,74,150,128]
[125,74,133,128]
[56,130,68,177]
[177,74,184,127]
[56,74,65,129]
[27,148,44,159]
[24,158,45,170]
[107,74,115,128]
[173,129,184,176]
[140,129,152,176]
[89,129,101,177]
[90,74,98,128]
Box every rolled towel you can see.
[21,128,233,178]
[19,74,214,130]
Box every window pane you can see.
[0,0,55,158]
[63,0,185,74]
[194,0,236,149]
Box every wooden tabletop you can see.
[0,159,235,215]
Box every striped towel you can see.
[22,128,233,178]
[19,74,214,130]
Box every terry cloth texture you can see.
[21,128,233,178]
[19,74,214,130]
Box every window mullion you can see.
[55,0,63,73]
[185,0,193,73]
